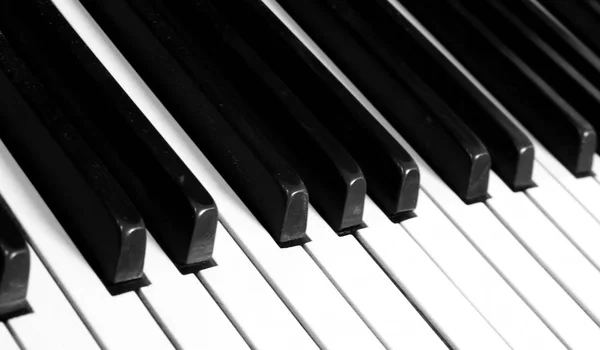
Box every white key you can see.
[360,199,509,350]
[215,209,382,350]
[304,207,446,350]
[403,143,600,348]
[138,234,248,350]
[0,324,21,350]
[8,248,99,350]
[402,191,565,350]
[61,3,383,348]
[199,224,318,350]
[593,154,600,176]
[0,140,174,350]
[487,175,600,326]
[532,147,600,224]
[437,171,600,350]
[526,161,600,270]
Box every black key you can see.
[587,0,600,18]
[536,0,600,58]
[129,0,366,232]
[0,65,145,289]
[0,197,30,320]
[79,0,310,246]
[394,0,596,176]
[455,0,600,155]
[276,0,491,203]
[501,0,600,91]
[324,0,535,190]
[1,0,218,272]
[199,0,419,219]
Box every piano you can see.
[0,0,599,348]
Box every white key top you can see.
[138,234,249,350]
[217,216,382,350]
[360,199,509,350]
[532,147,600,224]
[0,324,20,350]
[403,191,565,350]
[8,248,99,350]
[487,175,600,326]
[60,3,384,348]
[304,207,446,350]
[0,140,174,350]
[526,161,600,270]
[199,224,317,350]
[593,154,600,177]
[436,171,600,350]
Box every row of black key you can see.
[2,0,600,325]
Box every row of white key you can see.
[198,224,318,350]
[260,1,586,349]
[138,234,249,350]
[382,0,600,335]
[304,206,447,349]
[49,0,600,350]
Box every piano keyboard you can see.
[2,0,600,349]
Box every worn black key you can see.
[128,0,366,232]
[196,0,419,219]
[394,0,596,176]
[80,0,310,246]
[276,0,491,203]
[0,66,145,289]
[1,0,218,271]
[0,197,30,320]
[324,0,534,191]
[454,0,600,155]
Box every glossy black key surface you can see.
[0,65,145,288]
[587,0,600,18]
[500,0,600,91]
[276,0,491,203]
[534,0,600,58]
[394,0,596,176]
[80,0,310,246]
[197,0,419,218]
[2,0,218,271]
[130,0,367,232]
[0,198,30,320]
[325,0,534,191]
[456,0,600,155]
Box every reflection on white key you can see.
[8,248,99,350]
[0,324,19,350]
[199,224,317,350]
[402,191,564,350]
[138,234,248,350]
[0,140,174,350]
[487,175,600,327]
[304,207,446,350]
[360,199,509,350]
[526,161,600,271]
